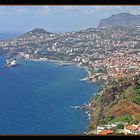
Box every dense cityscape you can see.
[1,25,140,82]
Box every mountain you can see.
[16,28,55,42]
[98,13,140,28]
[26,28,50,34]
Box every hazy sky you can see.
[0,6,140,33]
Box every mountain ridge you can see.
[98,12,140,28]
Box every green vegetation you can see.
[123,86,136,100]
[131,78,140,105]
[110,115,133,123]
[109,100,118,107]
[132,96,140,105]
[136,79,140,85]
[117,78,124,82]
[95,95,102,102]
[108,80,119,86]
[98,116,114,125]
[135,88,140,96]
[115,123,124,129]
[98,115,133,125]
[88,74,140,133]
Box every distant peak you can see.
[115,12,131,15]
[111,12,133,17]
[28,28,49,34]
[98,12,140,28]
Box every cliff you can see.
[87,74,140,132]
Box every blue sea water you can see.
[0,33,98,134]
[0,32,22,40]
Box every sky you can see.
[0,6,140,33]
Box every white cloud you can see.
[0,6,140,17]
[0,6,29,15]
[33,6,50,16]
[35,10,49,16]
[15,8,28,15]
[44,6,50,11]
[34,6,79,15]
[63,6,72,9]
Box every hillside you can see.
[87,74,140,133]
[98,13,140,28]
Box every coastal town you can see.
[1,13,140,135]
[0,26,140,82]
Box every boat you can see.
[2,58,17,68]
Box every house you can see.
[96,126,105,134]
[124,124,139,135]
[96,124,116,134]
[99,130,114,135]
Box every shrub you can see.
[115,123,124,129]
[132,96,140,105]
[109,100,118,107]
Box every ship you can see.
[2,58,17,68]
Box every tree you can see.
[116,123,124,129]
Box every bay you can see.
[0,33,98,134]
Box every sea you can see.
[0,32,98,134]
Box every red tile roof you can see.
[99,130,114,135]
[125,125,138,130]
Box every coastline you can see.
[30,58,102,135]
[20,57,94,82]
[0,54,98,134]
[13,55,100,134]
